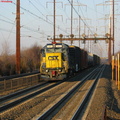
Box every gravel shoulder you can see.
[85,64,120,120]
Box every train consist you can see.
[40,42,100,80]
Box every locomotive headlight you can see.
[46,69,49,72]
[59,69,62,72]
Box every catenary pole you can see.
[16,0,20,74]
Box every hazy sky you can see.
[0,0,119,57]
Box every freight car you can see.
[40,42,100,80]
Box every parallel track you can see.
[0,65,104,120]
[0,81,64,113]
[0,71,39,81]
[71,65,105,120]
[36,65,105,120]
[0,69,86,113]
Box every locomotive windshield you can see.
[41,49,45,57]
[43,43,68,61]
[46,48,62,53]
[46,44,63,53]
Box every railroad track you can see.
[0,69,86,113]
[0,71,39,81]
[0,80,65,113]
[0,65,104,119]
[36,65,105,120]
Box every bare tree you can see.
[21,44,42,73]
[0,41,42,76]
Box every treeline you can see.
[0,44,42,76]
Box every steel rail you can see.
[0,82,47,102]
[36,65,102,120]
[0,66,92,113]
[0,71,39,81]
[0,80,65,113]
[71,65,106,120]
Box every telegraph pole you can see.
[71,0,73,45]
[16,0,20,74]
[53,0,56,42]
[0,0,20,73]
[112,0,114,55]
[97,0,116,63]
[79,16,81,47]
[47,0,63,43]
[108,17,112,63]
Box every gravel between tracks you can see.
[0,65,120,120]
[0,80,80,120]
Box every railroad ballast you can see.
[40,42,100,80]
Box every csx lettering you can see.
[48,56,59,60]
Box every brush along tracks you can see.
[0,65,105,120]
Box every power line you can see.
[11,1,69,34]
[28,0,50,22]
[67,0,94,35]
[0,18,15,25]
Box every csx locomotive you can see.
[40,42,100,80]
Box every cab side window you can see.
[41,49,45,57]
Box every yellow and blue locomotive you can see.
[40,42,70,80]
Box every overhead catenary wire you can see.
[0,0,118,57]
[0,0,69,43]
[28,0,52,23]
[0,1,66,37]
[67,0,94,35]
[28,0,68,34]
[11,1,69,35]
